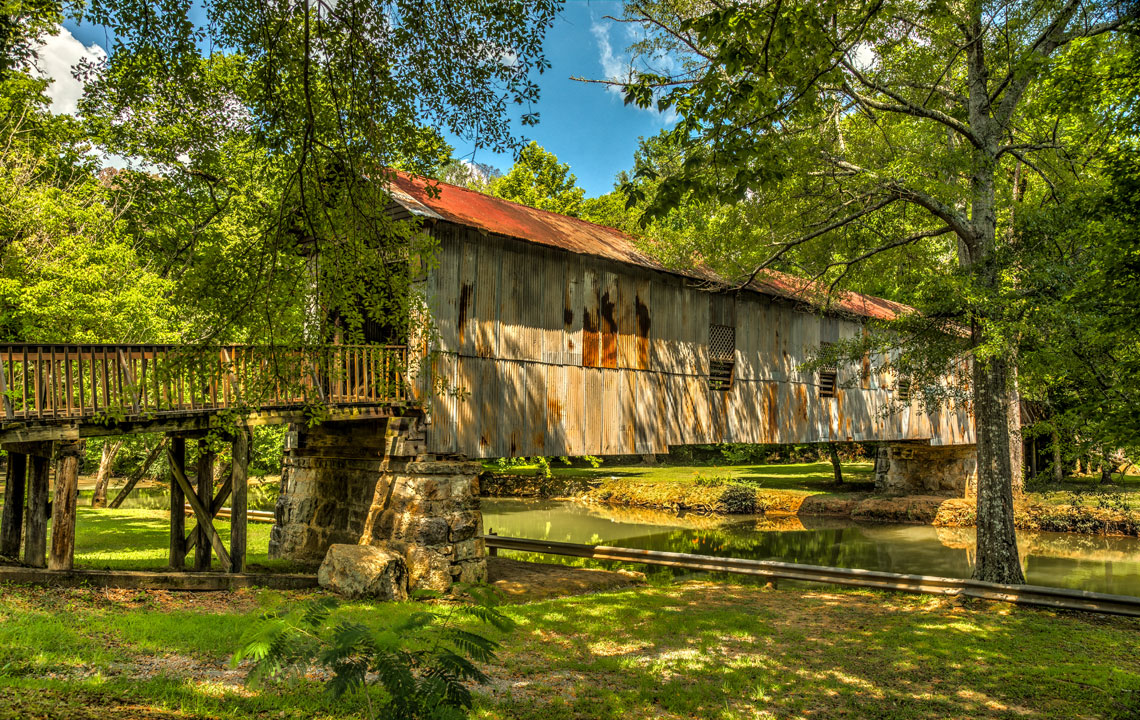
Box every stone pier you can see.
[269,416,486,592]
[874,442,979,496]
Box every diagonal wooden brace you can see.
[166,447,231,569]
[184,475,234,553]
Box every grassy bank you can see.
[484,460,1140,535]
[0,581,1137,719]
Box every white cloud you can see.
[31,25,106,115]
[590,18,630,96]
[590,17,677,124]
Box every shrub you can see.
[233,586,513,720]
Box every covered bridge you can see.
[387,173,976,462]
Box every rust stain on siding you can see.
[457,283,473,336]
[635,293,651,370]
[547,398,563,423]
[600,290,618,368]
[583,307,599,366]
[765,384,779,443]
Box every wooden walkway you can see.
[0,342,413,577]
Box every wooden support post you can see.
[1,452,27,558]
[23,454,50,567]
[195,438,215,571]
[230,427,250,573]
[49,440,83,570]
[169,436,186,570]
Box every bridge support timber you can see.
[269,417,486,592]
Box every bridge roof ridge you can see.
[387,171,914,322]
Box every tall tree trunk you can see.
[1100,449,1114,484]
[91,439,124,508]
[1052,431,1064,482]
[972,355,1025,584]
[828,443,843,484]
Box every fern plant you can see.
[232,585,514,719]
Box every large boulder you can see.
[318,544,409,600]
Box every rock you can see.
[405,546,453,593]
[318,544,408,600]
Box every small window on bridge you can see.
[819,370,838,398]
[818,342,838,398]
[709,324,735,391]
[897,379,912,403]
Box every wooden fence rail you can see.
[0,343,409,423]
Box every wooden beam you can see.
[49,440,83,570]
[230,427,250,573]
[23,454,50,567]
[195,439,215,571]
[0,452,27,557]
[166,443,231,570]
[168,436,186,570]
[182,474,234,554]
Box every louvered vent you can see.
[709,324,735,391]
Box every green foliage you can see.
[490,141,585,216]
[233,587,514,720]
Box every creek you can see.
[482,497,1140,596]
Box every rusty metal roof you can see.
[389,172,912,322]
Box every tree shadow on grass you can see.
[479,583,1140,720]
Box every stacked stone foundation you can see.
[269,416,486,592]
[874,442,979,497]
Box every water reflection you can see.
[482,498,1140,596]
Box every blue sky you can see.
[52,0,672,198]
[442,1,677,196]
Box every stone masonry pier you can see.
[269,416,486,592]
[874,442,979,496]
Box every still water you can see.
[482,497,1140,596]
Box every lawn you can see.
[0,505,286,572]
[0,581,1137,719]
[490,460,876,493]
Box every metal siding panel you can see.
[618,274,637,369]
[477,359,503,457]
[457,234,479,356]
[564,365,585,455]
[497,246,524,361]
[601,369,619,454]
[455,355,479,456]
[474,236,500,358]
[583,368,604,454]
[525,362,546,456]
[600,271,619,369]
[542,249,565,364]
[582,265,601,367]
[433,229,461,354]
[427,352,457,454]
[544,364,568,456]
[563,255,583,364]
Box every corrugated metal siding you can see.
[421,223,976,458]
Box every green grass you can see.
[0,504,286,571]
[490,460,876,493]
[0,581,1137,719]
[1026,472,1140,511]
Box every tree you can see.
[491,141,586,216]
[614,0,1138,583]
[74,0,561,346]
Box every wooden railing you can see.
[0,344,409,423]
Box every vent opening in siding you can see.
[709,323,735,391]
[897,379,912,403]
[819,370,838,398]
